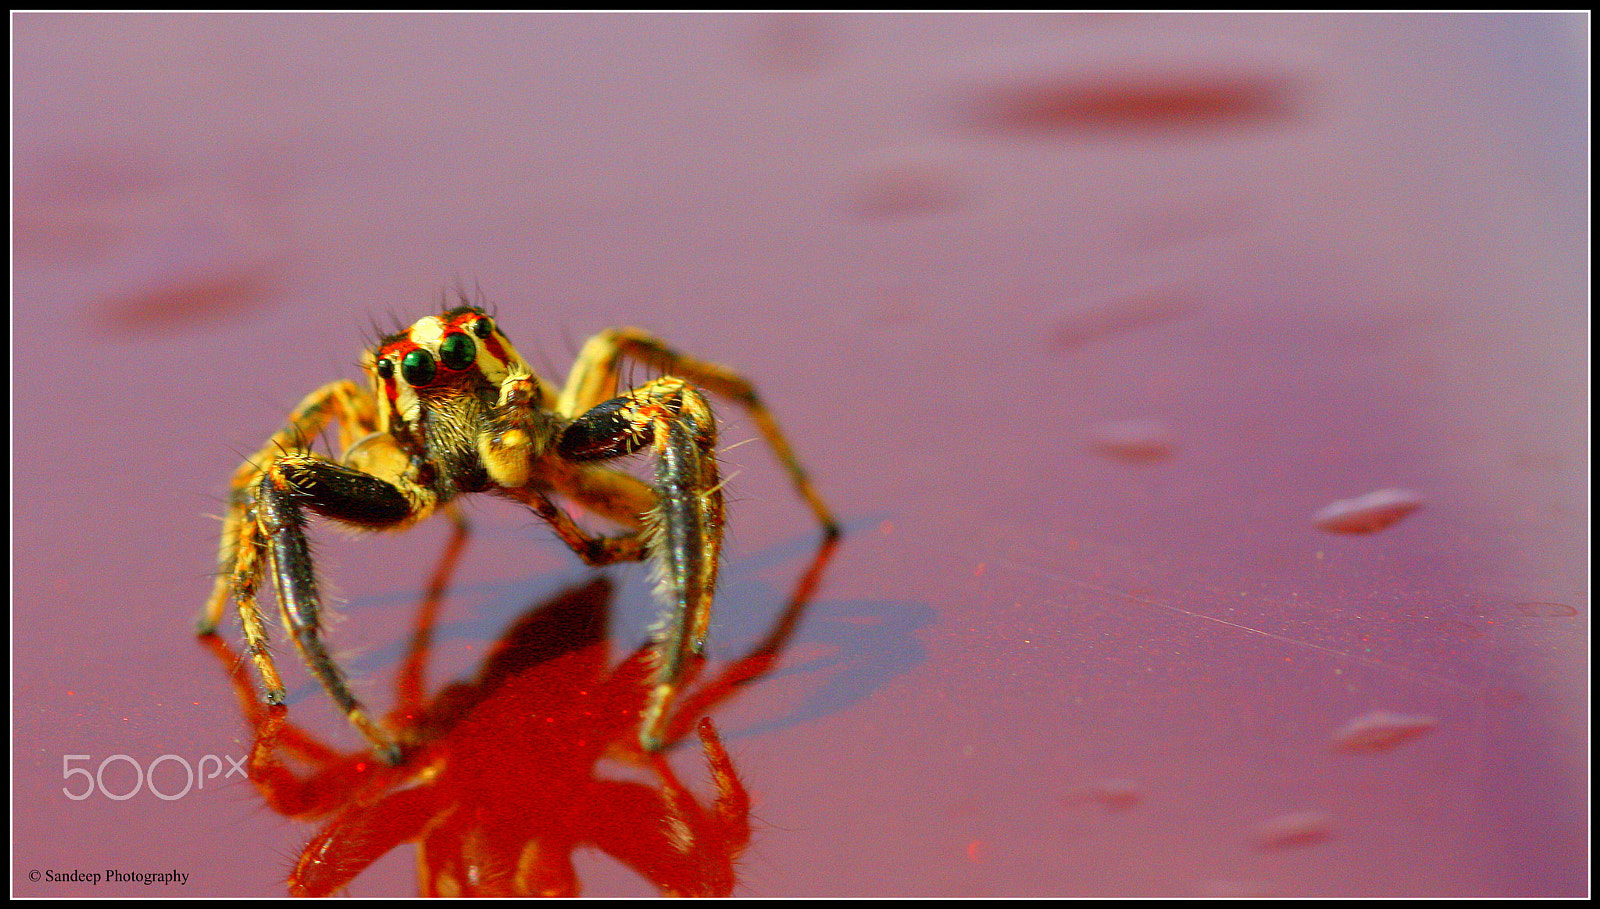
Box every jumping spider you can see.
[200,302,838,763]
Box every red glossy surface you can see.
[13,13,1586,897]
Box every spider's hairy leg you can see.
[229,513,288,704]
[555,377,726,751]
[499,484,653,567]
[252,454,433,765]
[200,380,378,634]
[559,328,839,538]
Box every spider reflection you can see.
[205,524,837,897]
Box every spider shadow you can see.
[329,518,927,748]
[201,527,841,896]
[709,525,935,741]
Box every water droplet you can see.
[1087,419,1174,462]
[1312,488,1423,534]
[1250,810,1333,851]
[1331,710,1437,753]
[1050,279,1196,350]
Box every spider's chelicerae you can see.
[200,302,838,764]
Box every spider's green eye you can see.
[439,332,476,371]
[472,317,494,339]
[401,349,436,387]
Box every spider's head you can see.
[367,306,533,439]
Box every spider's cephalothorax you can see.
[200,303,838,763]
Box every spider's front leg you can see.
[554,378,728,751]
[202,380,430,765]
[200,380,378,637]
[246,454,431,765]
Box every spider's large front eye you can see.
[439,332,476,371]
[401,348,436,387]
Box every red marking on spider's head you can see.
[367,306,535,435]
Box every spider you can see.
[199,301,839,764]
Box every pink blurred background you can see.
[13,13,1586,896]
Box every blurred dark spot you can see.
[1512,601,1578,618]
[101,267,280,333]
[961,68,1302,137]
[1125,194,1260,251]
[1510,449,1565,471]
[1064,779,1143,813]
[14,155,171,266]
[13,206,123,264]
[18,151,171,205]
[1481,686,1528,708]
[1433,618,1484,640]
[866,282,930,326]
[748,12,834,74]
[846,157,966,220]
